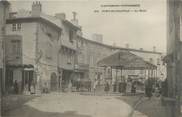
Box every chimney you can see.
[92,34,103,43]
[55,13,66,20]
[32,1,42,17]
[125,43,129,48]
[71,11,79,26]
[113,42,116,47]
[76,29,83,36]
[153,46,156,52]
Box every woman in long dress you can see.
[93,80,98,95]
[68,80,72,92]
[104,81,110,94]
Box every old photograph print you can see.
[0,0,182,117]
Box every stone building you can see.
[5,2,62,93]
[5,2,81,93]
[76,35,114,84]
[76,35,166,85]
[55,12,81,89]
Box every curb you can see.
[80,92,144,97]
[128,95,144,117]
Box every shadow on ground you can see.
[3,105,92,117]
[2,95,37,115]
[116,95,171,117]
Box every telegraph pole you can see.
[167,0,182,117]
[0,1,10,95]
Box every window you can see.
[69,30,74,43]
[11,40,21,57]
[67,54,71,64]
[81,40,84,47]
[12,24,16,31]
[149,58,153,63]
[46,42,53,60]
[140,70,144,74]
[12,23,21,31]
[157,58,160,65]
[17,23,21,30]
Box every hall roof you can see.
[97,50,157,70]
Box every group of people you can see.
[144,78,163,99]
[93,80,130,94]
[61,79,92,92]
[13,80,35,95]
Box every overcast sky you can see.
[9,0,167,53]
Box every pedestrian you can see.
[62,80,66,92]
[104,81,110,94]
[113,81,117,92]
[24,84,30,95]
[30,82,35,94]
[145,79,153,99]
[88,79,91,92]
[93,80,98,95]
[68,80,72,92]
[13,80,18,94]
[123,81,127,94]
[131,81,136,94]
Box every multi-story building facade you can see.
[55,13,81,88]
[5,2,80,93]
[76,35,114,84]
[76,35,166,85]
[5,2,62,93]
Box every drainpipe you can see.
[57,31,61,91]
[35,22,40,94]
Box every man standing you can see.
[13,80,18,94]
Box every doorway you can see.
[50,72,57,91]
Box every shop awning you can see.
[6,64,34,68]
[74,63,89,72]
[97,50,157,70]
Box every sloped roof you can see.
[97,50,157,70]
[7,11,80,31]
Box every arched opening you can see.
[50,72,57,91]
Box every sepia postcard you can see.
[0,0,182,117]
